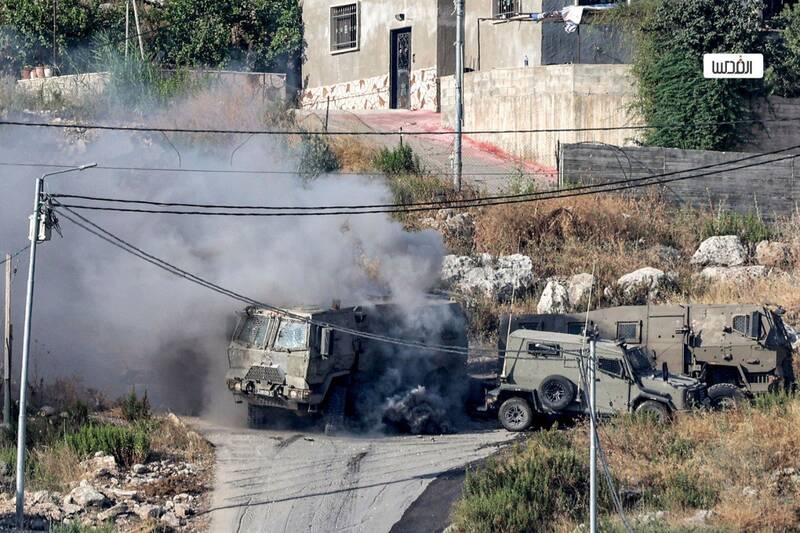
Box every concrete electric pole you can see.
[452,0,464,192]
[16,163,96,529]
[3,253,11,430]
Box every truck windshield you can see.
[769,311,791,347]
[274,320,308,351]
[236,315,271,347]
[625,347,655,376]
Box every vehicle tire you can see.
[324,384,347,435]
[247,404,268,429]
[498,397,534,432]
[707,383,746,410]
[538,375,576,412]
[635,400,671,423]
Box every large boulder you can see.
[65,481,108,509]
[617,267,666,296]
[755,241,792,268]
[567,273,596,308]
[699,266,768,285]
[690,236,747,267]
[441,254,534,301]
[537,280,569,314]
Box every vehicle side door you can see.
[594,356,631,415]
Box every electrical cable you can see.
[52,205,492,357]
[3,117,800,137]
[51,150,800,217]
[0,246,30,266]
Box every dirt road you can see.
[189,418,512,533]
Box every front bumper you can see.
[226,372,315,411]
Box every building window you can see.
[331,3,359,52]
[493,0,519,17]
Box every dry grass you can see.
[28,444,82,493]
[149,414,212,462]
[454,396,800,532]
[328,137,378,172]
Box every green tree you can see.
[151,0,303,71]
[765,3,800,97]
[631,0,764,150]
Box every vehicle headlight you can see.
[233,381,242,392]
[289,390,299,399]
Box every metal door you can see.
[390,28,411,109]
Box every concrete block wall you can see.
[441,64,643,167]
[560,143,798,217]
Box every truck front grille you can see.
[245,365,284,383]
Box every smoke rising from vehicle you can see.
[0,86,450,420]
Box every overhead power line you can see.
[0,246,29,266]
[2,117,800,137]
[50,148,800,217]
[48,141,800,212]
[53,205,483,357]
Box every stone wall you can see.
[299,67,438,111]
[441,64,642,167]
[16,72,110,103]
[559,143,799,217]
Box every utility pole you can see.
[125,0,130,59]
[3,253,11,429]
[16,163,96,529]
[588,328,598,533]
[452,0,464,192]
[131,0,145,61]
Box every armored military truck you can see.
[500,304,793,406]
[485,330,706,431]
[225,298,468,432]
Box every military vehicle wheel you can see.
[707,383,746,410]
[635,400,670,423]
[498,397,534,432]
[247,404,269,428]
[538,375,576,411]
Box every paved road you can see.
[297,109,557,193]
[189,418,512,533]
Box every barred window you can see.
[493,0,519,17]
[331,4,358,52]
[732,315,750,335]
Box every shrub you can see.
[120,388,151,422]
[50,523,114,533]
[298,133,341,178]
[65,424,150,467]
[699,209,775,244]
[373,143,421,176]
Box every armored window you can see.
[616,322,640,343]
[236,316,270,347]
[527,342,561,358]
[274,320,308,351]
[598,357,624,377]
[732,315,749,335]
[567,322,585,336]
[493,0,519,17]
[331,4,358,52]
[518,321,542,331]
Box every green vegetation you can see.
[65,423,150,467]
[631,0,763,150]
[120,388,151,423]
[298,133,341,178]
[50,522,115,533]
[0,0,303,76]
[452,393,800,532]
[699,209,775,244]
[765,3,800,98]
[372,143,422,176]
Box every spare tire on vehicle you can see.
[538,375,576,411]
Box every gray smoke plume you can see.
[0,86,449,420]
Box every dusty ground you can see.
[187,417,513,533]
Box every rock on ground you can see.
[421,212,475,246]
[441,253,534,301]
[691,236,747,267]
[66,481,108,509]
[755,240,793,268]
[617,267,666,296]
[699,266,768,285]
[567,273,595,308]
[537,280,569,314]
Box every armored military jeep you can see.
[485,330,706,431]
[501,304,794,406]
[225,298,468,432]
